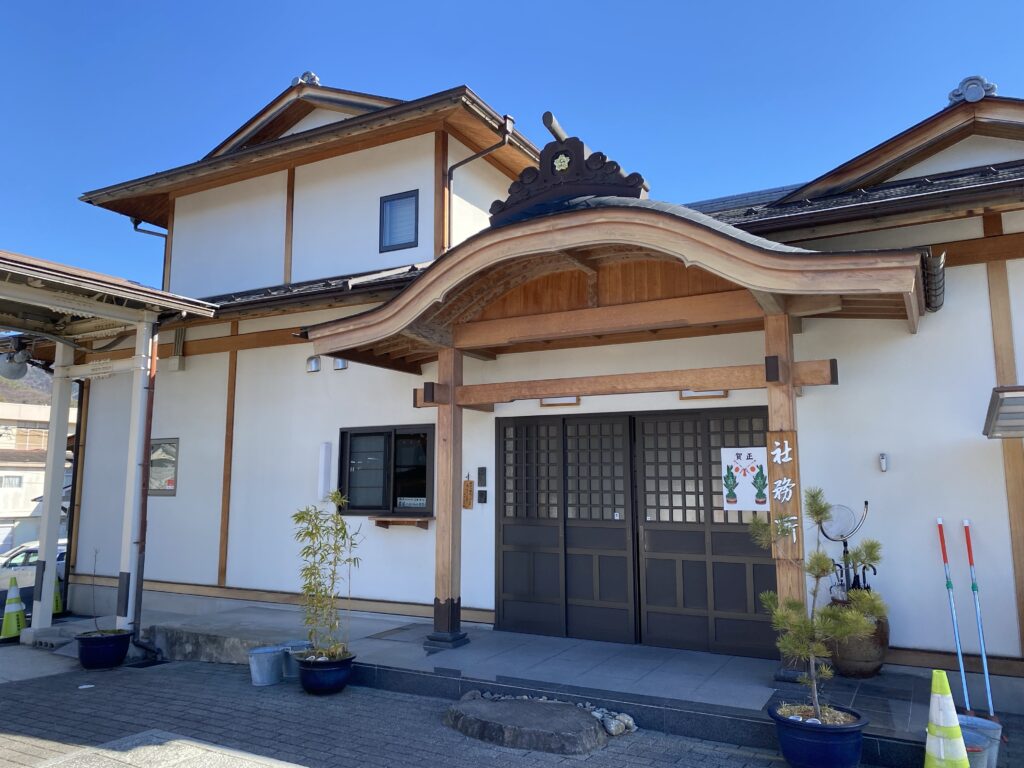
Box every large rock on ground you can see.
[444,698,608,754]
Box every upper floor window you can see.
[379,191,418,253]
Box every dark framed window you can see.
[379,190,418,252]
[339,425,434,516]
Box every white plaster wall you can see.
[795,265,1020,656]
[145,353,228,584]
[798,217,983,251]
[889,136,1024,181]
[449,137,511,247]
[282,108,355,137]
[1009,258,1024,385]
[76,373,132,577]
[224,341,437,602]
[291,134,434,282]
[171,173,287,298]
[999,209,1024,235]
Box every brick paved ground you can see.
[0,660,797,768]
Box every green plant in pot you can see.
[832,539,889,678]
[750,487,883,768]
[75,549,132,670]
[752,465,768,506]
[292,490,362,695]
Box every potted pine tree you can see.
[750,488,883,768]
[292,490,362,695]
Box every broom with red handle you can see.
[937,518,971,712]
[963,519,995,717]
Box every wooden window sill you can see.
[369,516,434,530]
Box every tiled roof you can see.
[690,159,1024,230]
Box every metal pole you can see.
[937,518,971,712]
[963,519,994,717]
[116,318,155,632]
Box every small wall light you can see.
[333,358,348,371]
[878,453,889,473]
[306,356,322,373]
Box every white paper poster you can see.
[720,446,770,512]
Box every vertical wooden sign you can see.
[767,430,805,605]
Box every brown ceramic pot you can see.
[832,615,890,678]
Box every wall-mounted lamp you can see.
[878,453,889,473]
[679,389,729,400]
[333,358,348,371]
[306,356,322,373]
[539,396,581,407]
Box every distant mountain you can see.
[0,365,53,405]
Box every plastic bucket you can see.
[282,640,312,679]
[958,715,1001,768]
[248,645,284,687]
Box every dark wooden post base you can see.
[425,597,469,649]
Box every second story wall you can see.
[171,172,288,297]
[166,131,517,298]
[291,134,435,282]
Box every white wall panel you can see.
[76,374,131,577]
[449,137,511,247]
[145,353,228,584]
[171,173,287,298]
[282,108,355,137]
[889,135,1024,181]
[291,135,434,282]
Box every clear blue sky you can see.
[3,2,1023,290]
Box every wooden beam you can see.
[453,290,764,350]
[751,290,786,315]
[283,168,295,283]
[987,257,1024,650]
[787,294,842,317]
[429,348,467,646]
[450,360,836,407]
[938,230,1024,267]
[161,200,174,292]
[218,321,239,587]
[434,131,449,255]
[765,314,805,608]
[904,289,920,335]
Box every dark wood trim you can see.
[887,646,1024,678]
[371,516,433,530]
[67,573,494,623]
[434,131,449,255]
[217,320,239,586]
[68,379,91,570]
[161,200,175,292]
[937,230,1024,267]
[284,168,295,283]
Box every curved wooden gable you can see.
[306,204,927,372]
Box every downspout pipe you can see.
[446,115,515,251]
[130,322,162,658]
[131,218,167,240]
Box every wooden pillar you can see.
[426,347,468,648]
[764,314,806,606]
[986,257,1024,648]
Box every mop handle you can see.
[937,517,971,712]
[964,520,995,717]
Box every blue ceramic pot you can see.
[296,654,356,695]
[767,703,867,768]
[76,631,131,669]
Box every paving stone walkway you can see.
[0,658,802,768]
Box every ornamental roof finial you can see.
[949,75,996,105]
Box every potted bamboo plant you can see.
[292,490,362,695]
[75,549,132,669]
[750,487,884,768]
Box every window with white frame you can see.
[379,190,418,252]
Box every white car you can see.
[0,539,68,590]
